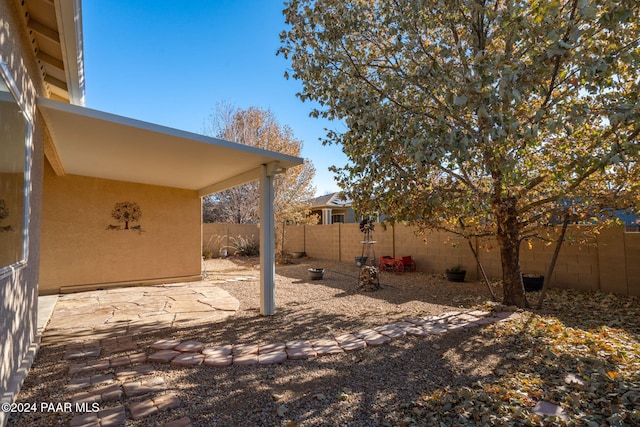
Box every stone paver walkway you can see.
[146,310,517,368]
[57,309,516,426]
[64,336,190,427]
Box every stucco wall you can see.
[0,0,45,423]
[40,162,202,293]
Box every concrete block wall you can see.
[423,228,478,279]
[597,226,629,295]
[624,232,640,296]
[202,223,260,257]
[554,230,600,292]
[517,226,600,292]
[474,237,502,279]
[282,225,305,253]
[202,222,639,296]
[304,224,340,260]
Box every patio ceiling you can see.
[37,97,303,195]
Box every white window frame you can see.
[0,61,33,279]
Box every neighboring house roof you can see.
[310,192,352,209]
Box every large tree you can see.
[280,0,640,306]
[203,104,317,250]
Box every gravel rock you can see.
[12,257,501,426]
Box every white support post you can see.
[259,164,276,315]
[322,208,333,224]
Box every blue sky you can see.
[82,0,346,196]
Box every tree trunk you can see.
[494,196,528,308]
[536,214,570,309]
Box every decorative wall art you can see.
[0,199,14,232]
[106,201,145,233]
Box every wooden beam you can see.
[44,74,68,92]
[36,51,64,71]
[27,17,60,44]
[42,119,66,176]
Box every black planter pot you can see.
[522,275,544,292]
[308,268,325,280]
[446,269,466,282]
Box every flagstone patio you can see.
[41,280,242,345]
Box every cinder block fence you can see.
[202,223,640,297]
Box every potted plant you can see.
[446,265,466,282]
[307,268,325,280]
[522,274,544,292]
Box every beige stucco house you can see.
[0,1,301,422]
[309,192,356,224]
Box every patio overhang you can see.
[36,97,302,195]
[37,97,303,315]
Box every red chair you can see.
[402,256,416,272]
[379,256,405,274]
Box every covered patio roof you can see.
[37,97,303,195]
[37,97,300,316]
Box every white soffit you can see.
[37,97,303,194]
[22,0,85,104]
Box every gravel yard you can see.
[11,257,639,426]
[12,257,499,426]
[209,257,500,344]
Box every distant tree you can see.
[203,185,259,224]
[111,201,142,230]
[201,196,218,223]
[281,0,640,307]
[202,104,317,252]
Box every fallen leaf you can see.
[277,404,287,417]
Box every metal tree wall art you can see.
[107,201,144,233]
[0,199,14,232]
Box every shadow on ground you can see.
[14,309,510,426]
[272,257,501,308]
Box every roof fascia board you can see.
[54,0,85,105]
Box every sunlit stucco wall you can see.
[0,0,45,423]
[39,162,202,294]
